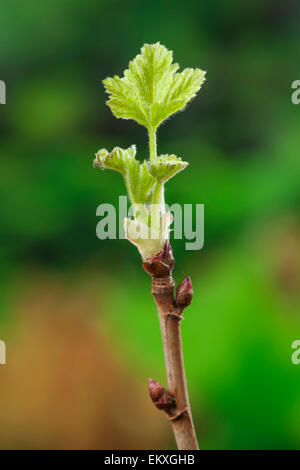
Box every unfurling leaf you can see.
[94,145,155,204]
[93,145,135,174]
[103,43,206,130]
[148,154,188,182]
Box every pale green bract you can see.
[103,42,206,130]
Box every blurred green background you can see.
[0,0,300,450]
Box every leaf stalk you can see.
[148,127,157,161]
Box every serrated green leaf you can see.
[148,154,188,182]
[103,43,206,130]
[93,145,156,204]
[150,68,206,128]
[103,76,149,127]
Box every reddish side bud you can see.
[148,379,176,411]
[176,276,193,308]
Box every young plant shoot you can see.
[93,43,206,450]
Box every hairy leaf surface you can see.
[148,154,188,182]
[103,43,206,130]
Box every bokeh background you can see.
[0,0,300,450]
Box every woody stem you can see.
[143,242,199,450]
[152,275,199,450]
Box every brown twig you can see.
[143,241,199,450]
